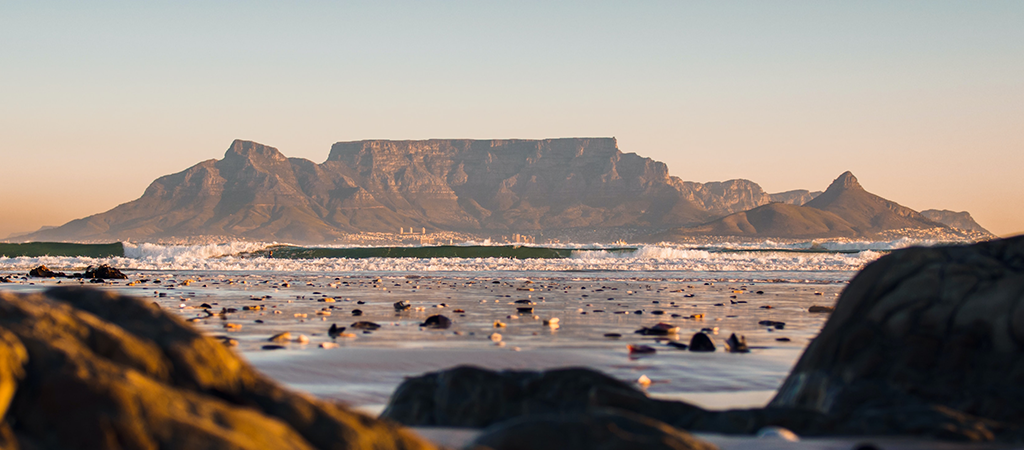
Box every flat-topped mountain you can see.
[652,172,957,240]
[22,140,990,243]
[26,139,786,242]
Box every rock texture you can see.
[921,209,993,236]
[469,410,718,450]
[770,235,1024,436]
[0,287,433,450]
[384,237,1024,442]
[653,172,953,239]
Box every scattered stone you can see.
[603,333,621,338]
[294,334,309,344]
[516,307,533,314]
[666,341,689,350]
[351,309,363,316]
[758,320,786,329]
[350,321,381,331]
[420,315,452,329]
[489,333,502,342]
[688,333,715,352]
[627,344,657,355]
[808,305,834,313]
[320,342,339,349]
[394,300,411,311]
[262,344,286,350]
[635,322,680,336]
[725,333,750,353]
[328,324,345,337]
[83,264,128,280]
[28,265,65,278]
[268,332,292,342]
[776,337,791,342]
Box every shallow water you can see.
[0,268,844,411]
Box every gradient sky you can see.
[2,1,1022,237]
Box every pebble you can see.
[394,300,411,311]
[351,321,381,331]
[268,332,292,342]
[808,305,835,313]
[319,342,339,349]
[420,315,452,329]
[627,344,657,355]
[295,334,309,344]
[634,322,680,336]
[637,374,652,388]
[489,333,502,342]
[603,333,622,338]
[261,345,286,350]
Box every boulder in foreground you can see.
[0,287,433,450]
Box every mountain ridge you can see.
[21,139,988,243]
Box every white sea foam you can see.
[0,241,888,277]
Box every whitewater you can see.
[0,238,957,281]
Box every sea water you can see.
[0,239,955,412]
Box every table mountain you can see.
[24,139,782,243]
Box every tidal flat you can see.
[0,270,842,411]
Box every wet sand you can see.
[11,271,1010,448]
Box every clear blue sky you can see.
[2,1,1022,236]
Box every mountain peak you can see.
[825,171,863,193]
[224,140,287,163]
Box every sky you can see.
[1,1,1022,237]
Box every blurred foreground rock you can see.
[385,236,1024,443]
[0,287,434,450]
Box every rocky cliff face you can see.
[27,139,781,243]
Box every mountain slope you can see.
[920,209,993,235]
[803,172,942,231]
[650,171,949,240]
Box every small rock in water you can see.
[494,321,507,328]
[776,337,791,342]
[420,315,452,329]
[394,300,411,311]
[688,332,716,352]
[756,426,799,442]
[637,374,652,388]
[627,344,657,355]
[268,332,292,343]
[294,334,310,344]
[351,309,363,316]
[725,333,750,353]
[808,305,835,313]
[634,322,680,336]
[350,321,381,331]
[758,320,786,329]
[489,333,502,342]
[603,333,621,338]
[516,307,533,314]
[319,342,339,349]
[514,299,535,305]
[328,324,346,338]
[261,345,286,351]
[666,341,689,350]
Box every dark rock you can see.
[420,315,451,329]
[666,341,689,350]
[516,307,533,314]
[262,345,286,350]
[28,265,65,278]
[688,332,716,352]
[603,333,621,338]
[82,264,128,280]
[0,287,433,450]
[513,299,535,305]
[328,324,346,337]
[350,321,381,330]
[770,236,1024,441]
[351,309,363,316]
[394,300,411,311]
[470,409,718,450]
[725,333,749,353]
[627,344,657,355]
[758,320,785,329]
[634,322,680,336]
[808,305,834,313]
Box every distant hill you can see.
[920,209,993,235]
[769,189,821,206]
[24,139,785,243]
[650,172,953,240]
